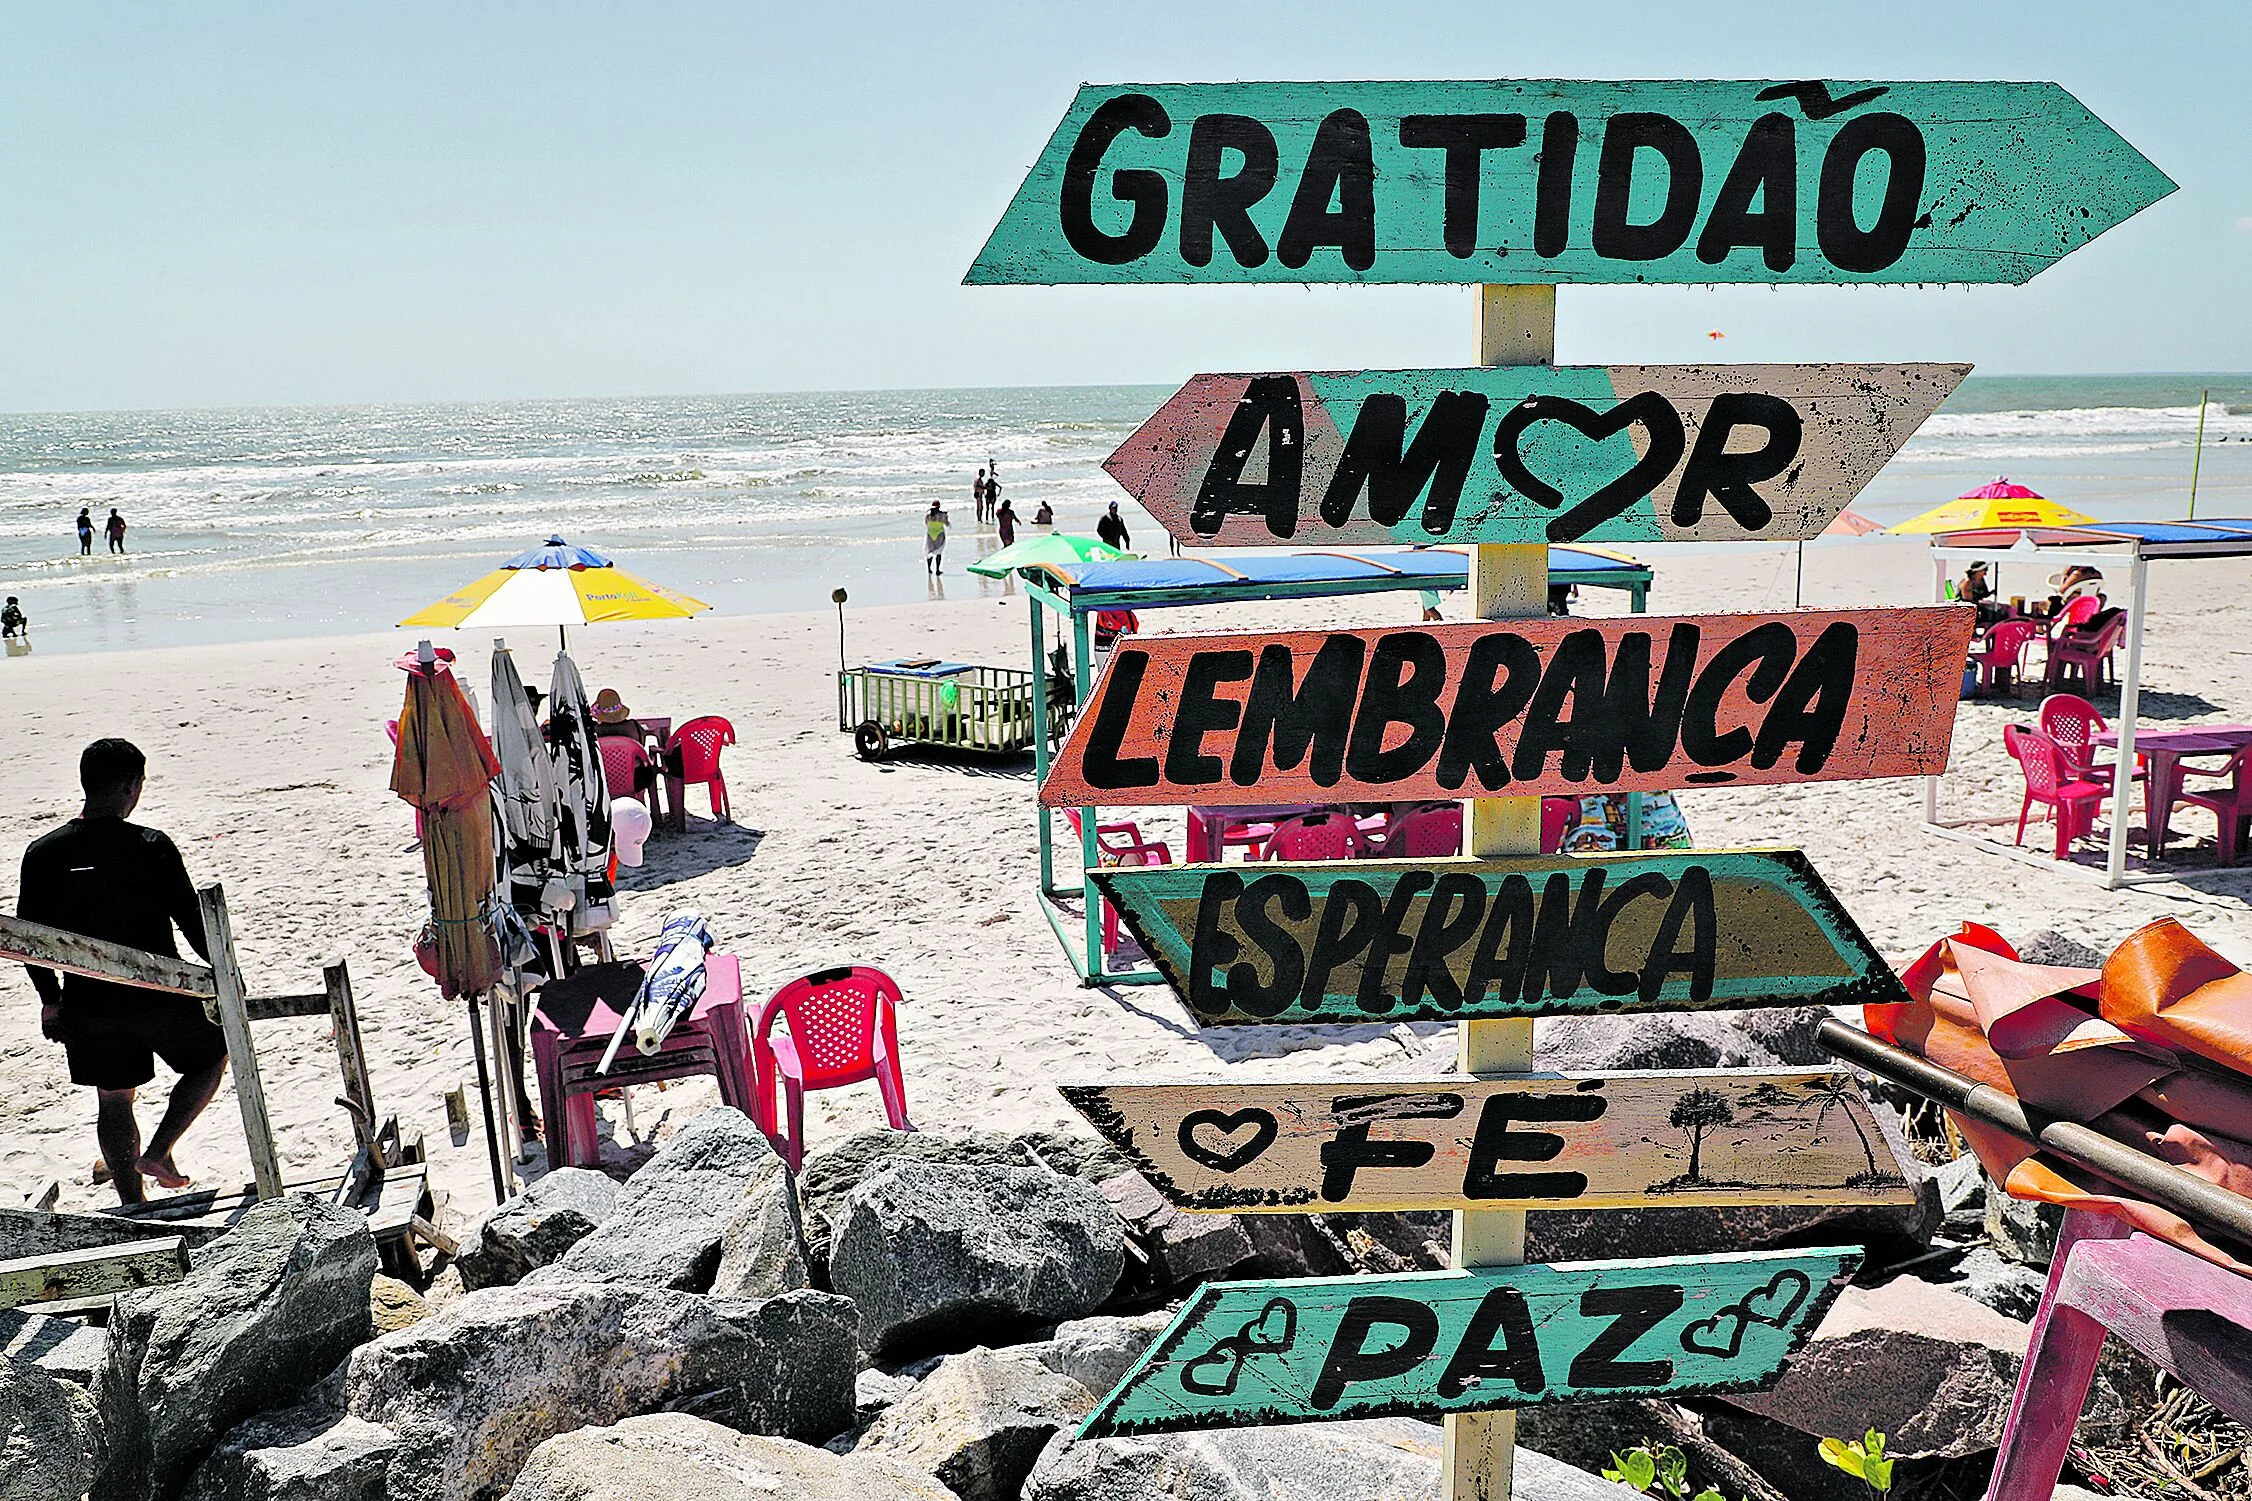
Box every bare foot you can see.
[138,1154,192,1190]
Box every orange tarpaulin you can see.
[1869,917,2252,1275]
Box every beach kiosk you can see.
[1016,546,1653,984]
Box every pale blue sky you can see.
[1,1,2245,412]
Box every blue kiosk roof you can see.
[1934,519,2252,559]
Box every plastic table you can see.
[2095,724,2252,856]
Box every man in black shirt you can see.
[1096,500,1131,551]
[17,739,228,1204]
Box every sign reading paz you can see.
[1060,1071,1915,1213]
[967,80,2173,287]
[1041,608,1973,808]
[1089,849,1903,1026]
[1082,1248,1859,1437]
[1110,363,1966,547]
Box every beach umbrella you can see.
[399,536,711,648]
[967,532,1140,579]
[546,651,615,938]
[1823,509,1885,537]
[1889,478,2096,534]
[489,643,564,921]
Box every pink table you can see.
[2095,724,2252,857]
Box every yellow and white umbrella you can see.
[399,536,709,646]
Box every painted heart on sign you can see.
[1737,1268,1811,1328]
[1678,1308,1750,1359]
[1240,1297,1297,1353]
[1178,1298,1298,1397]
[1678,1267,1817,1359]
[1178,1108,1279,1173]
[1492,392,1686,544]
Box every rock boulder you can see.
[524,1109,778,1293]
[183,1402,397,1501]
[857,1348,1094,1501]
[507,1414,954,1501]
[1,1355,101,1501]
[1023,1312,1175,1398]
[456,1167,618,1291]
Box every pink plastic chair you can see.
[1541,797,1574,853]
[1383,803,1464,858]
[2005,725,2109,859]
[665,716,736,823]
[1971,620,2043,698]
[597,734,656,805]
[1258,810,1364,861]
[1062,808,1173,959]
[750,963,912,1170]
[2038,694,2143,786]
[2173,744,2252,867]
[2045,613,2127,696]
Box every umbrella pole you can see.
[1794,541,1804,607]
[466,993,509,1203]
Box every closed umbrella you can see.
[489,643,563,921]
[547,651,615,938]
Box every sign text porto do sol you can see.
[967,80,2173,286]
[1040,608,1973,808]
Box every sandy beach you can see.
[4,535,2250,1223]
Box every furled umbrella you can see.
[546,651,616,938]
[490,643,563,922]
[399,536,711,650]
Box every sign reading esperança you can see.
[1089,849,1905,1026]
[1083,1248,1859,1437]
[968,81,2173,286]
[1060,1071,1915,1213]
[1109,363,1965,547]
[1041,608,1972,808]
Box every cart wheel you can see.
[854,720,891,761]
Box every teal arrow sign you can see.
[968,80,2173,286]
[1093,849,1909,1028]
[1083,1248,1858,1437]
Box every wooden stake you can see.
[1445,283,1554,1501]
[196,883,284,1200]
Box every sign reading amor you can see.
[1041,608,1972,808]
[1082,1248,1858,1437]
[1109,363,1965,547]
[1088,849,1904,1026]
[967,80,2173,287]
[1060,1071,1915,1213]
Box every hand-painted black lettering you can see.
[1522,871,1604,1004]
[1398,113,1527,257]
[1567,1284,1684,1388]
[1672,393,1801,531]
[1591,625,1701,782]
[1752,621,1858,772]
[1165,650,1255,785]
[1061,93,1174,265]
[1227,873,1310,1017]
[1311,1296,1441,1409]
[1191,376,1305,538]
[1233,637,1366,787]
[1302,879,1383,1012]
[1354,870,1434,1013]
[1081,649,1160,788]
[1346,632,1448,785]
[1817,113,1926,273]
[1436,632,1541,792]
[1400,872,1489,1011]
[1590,870,1672,993]
[1463,873,1534,1008]
[1640,864,1716,1005]
[1188,870,1246,1016]
[1279,109,1377,271]
[1534,112,1578,257]
[1438,1286,1547,1397]
[1696,112,1797,271]
[1512,629,1604,784]
[1318,1091,1451,1199]
[1182,114,1279,268]
[1679,623,1797,769]
[1320,392,1490,532]
[1462,1089,1607,1199]
[1592,113,1703,261]
[1492,393,1686,544]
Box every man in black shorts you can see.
[17,739,227,1204]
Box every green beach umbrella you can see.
[967,532,1139,579]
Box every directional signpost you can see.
[972,71,2169,1501]
[1107,363,1966,547]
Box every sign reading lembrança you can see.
[968,81,2174,286]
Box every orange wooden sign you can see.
[1040,607,1972,808]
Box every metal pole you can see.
[1031,593,1053,896]
[2105,550,2149,888]
[1925,551,1947,829]
[2188,389,2209,520]
[1073,604,1101,979]
[1445,282,1553,1501]
[466,995,508,1203]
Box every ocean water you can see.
[1,376,2247,657]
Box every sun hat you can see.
[591,689,631,724]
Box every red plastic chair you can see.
[1971,620,2043,698]
[2004,725,2109,860]
[1062,808,1173,958]
[2044,613,2127,696]
[1383,803,1464,858]
[665,716,736,823]
[2038,694,2143,786]
[750,964,911,1170]
[1541,797,1575,853]
[1258,810,1364,861]
[2174,744,2252,867]
[597,734,656,805]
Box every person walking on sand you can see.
[996,497,1017,548]
[972,468,989,527]
[104,508,127,555]
[925,499,950,575]
[75,508,94,557]
[16,739,228,1206]
[1097,500,1131,551]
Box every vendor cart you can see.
[838,657,1060,761]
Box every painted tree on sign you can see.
[1669,1089,1736,1184]
[1808,1074,1889,1186]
